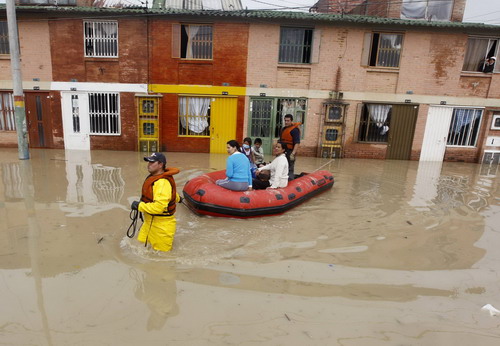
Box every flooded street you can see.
[1,148,500,345]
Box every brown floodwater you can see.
[1,148,499,345]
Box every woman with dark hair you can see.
[252,141,289,190]
[216,140,253,191]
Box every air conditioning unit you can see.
[322,125,343,145]
[325,104,345,123]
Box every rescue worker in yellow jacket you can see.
[131,152,181,252]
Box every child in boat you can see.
[241,137,257,178]
[253,137,265,167]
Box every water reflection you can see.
[0,149,499,344]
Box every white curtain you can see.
[401,0,452,21]
[186,25,200,59]
[462,38,490,72]
[367,104,391,128]
[180,97,210,134]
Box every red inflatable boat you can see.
[182,170,334,218]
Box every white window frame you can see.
[89,92,120,135]
[446,108,483,147]
[462,36,499,73]
[84,20,118,58]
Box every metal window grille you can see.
[181,25,212,59]
[89,93,120,135]
[84,21,118,58]
[279,27,313,64]
[358,104,391,143]
[372,33,403,68]
[250,99,273,138]
[178,97,211,136]
[0,92,15,131]
[447,108,482,147]
[0,22,9,55]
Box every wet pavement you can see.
[1,148,499,345]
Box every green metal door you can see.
[386,104,418,160]
[248,98,273,154]
[248,97,307,156]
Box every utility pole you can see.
[6,0,29,160]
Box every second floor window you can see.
[401,0,454,21]
[463,37,498,73]
[279,27,313,64]
[84,21,118,58]
[172,24,213,60]
[363,33,403,68]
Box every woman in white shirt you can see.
[252,142,289,190]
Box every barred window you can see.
[89,93,120,135]
[178,97,210,136]
[447,108,483,147]
[0,92,15,131]
[279,27,313,64]
[358,104,392,143]
[84,21,118,58]
[363,33,403,68]
[0,22,9,55]
[181,25,212,59]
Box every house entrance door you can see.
[420,106,453,161]
[61,92,90,150]
[210,97,237,154]
[386,105,419,160]
[25,92,51,148]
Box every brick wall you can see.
[50,19,148,84]
[150,20,248,87]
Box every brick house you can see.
[1,2,499,163]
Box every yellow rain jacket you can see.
[137,169,180,252]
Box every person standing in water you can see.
[131,152,181,252]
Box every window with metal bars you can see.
[447,108,482,147]
[180,24,213,60]
[178,97,210,136]
[84,21,118,58]
[0,22,9,55]
[279,27,313,64]
[0,92,15,131]
[364,33,403,68]
[250,99,273,138]
[89,93,120,135]
[358,104,392,143]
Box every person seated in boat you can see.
[241,137,257,177]
[252,137,265,167]
[216,139,253,191]
[252,141,289,190]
